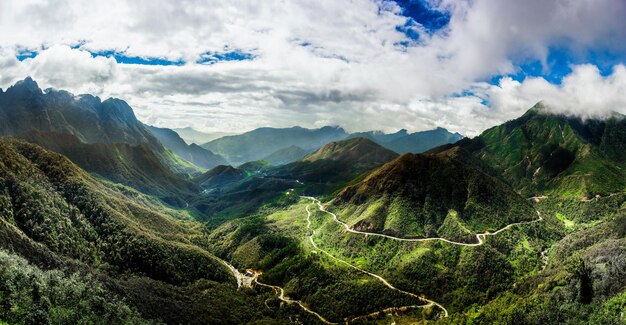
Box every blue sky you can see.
[2,0,626,136]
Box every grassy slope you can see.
[206,187,626,324]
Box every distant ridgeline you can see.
[201,124,463,165]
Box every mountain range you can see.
[201,125,349,165]
[0,77,624,324]
[172,127,234,145]
[349,127,463,154]
[0,77,200,178]
[201,125,463,165]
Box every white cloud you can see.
[1,0,625,137]
[481,64,626,122]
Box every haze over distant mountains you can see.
[348,127,463,154]
[201,125,463,165]
[172,127,234,145]
[148,125,227,169]
[0,77,462,170]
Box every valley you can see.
[234,192,545,323]
[0,78,624,324]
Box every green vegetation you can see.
[18,130,197,200]
[147,125,227,169]
[208,202,438,323]
[261,145,310,165]
[0,137,282,324]
[452,208,626,324]
[0,83,625,325]
[0,249,147,324]
[195,165,246,189]
[456,105,626,198]
[268,137,398,195]
[334,147,535,240]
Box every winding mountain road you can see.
[218,195,543,323]
[304,204,449,318]
[254,275,336,324]
[303,196,542,247]
[249,203,446,324]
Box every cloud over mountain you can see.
[1,0,626,136]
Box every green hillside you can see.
[333,147,534,240]
[0,137,231,283]
[262,145,310,165]
[456,104,626,198]
[269,137,399,194]
[0,137,280,323]
[17,130,197,201]
[195,165,246,189]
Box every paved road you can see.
[303,196,542,247]
[248,203,447,324]
[217,195,543,323]
[304,205,449,318]
[254,275,336,324]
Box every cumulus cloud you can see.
[1,0,625,136]
[482,65,626,121]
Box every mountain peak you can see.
[395,129,409,136]
[319,125,346,133]
[7,76,42,94]
[303,137,398,163]
[334,149,534,240]
[101,98,139,123]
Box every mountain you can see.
[172,127,234,144]
[0,77,155,146]
[261,145,310,165]
[147,125,227,169]
[386,127,464,153]
[303,137,399,164]
[269,138,399,192]
[0,136,230,284]
[195,165,246,189]
[333,146,535,241]
[0,136,273,323]
[349,127,463,154]
[0,77,198,175]
[238,160,272,175]
[17,130,196,200]
[348,129,410,144]
[201,126,348,165]
[453,103,626,198]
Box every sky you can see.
[1,0,626,136]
